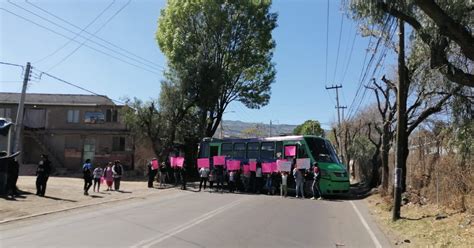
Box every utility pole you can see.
[393,18,407,221]
[13,62,31,164]
[325,85,343,125]
[340,106,347,121]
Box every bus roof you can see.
[202,135,325,143]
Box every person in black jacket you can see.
[180,166,187,190]
[36,154,51,196]
[6,158,19,198]
[147,159,158,188]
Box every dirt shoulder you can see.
[365,193,473,247]
[0,176,176,223]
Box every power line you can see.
[33,0,116,64]
[340,28,357,84]
[324,0,330,84]
[25,0,165,71]
[46,0,130,72]
[0,7,163,76]
[331,12,344,84]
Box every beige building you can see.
[0,93,133,171]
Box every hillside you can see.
[216,120,297,138]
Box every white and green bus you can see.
[198,135,350,196]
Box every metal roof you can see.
[0,93,116,106]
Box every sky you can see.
[0,0,395,129]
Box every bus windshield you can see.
[304,137,340,164]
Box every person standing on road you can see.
[6,158,19,198]
[159,162,167,188]
[255,163,263,194]
[180,166,187,190]
[228,170,236,193]
[293,167,304,198]
[92,163,104,192]
[104,162,114,191]
[147,158,158,188]
[198,167,209,191]
[112,160,123,191]
[208,169,216,192]
[280,171,288,197]
[215,165,224,192]
[311,162,322,200]
[36,154,51,197]
[83,159,93,195]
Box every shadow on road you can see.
[42,195,77,202]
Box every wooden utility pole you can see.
[13,62,31,164]
[393,19,407,221]
[326,85,343,125]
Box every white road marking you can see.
[350,201,382,248]
[132,197,248,248]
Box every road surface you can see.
[0,188,391,247]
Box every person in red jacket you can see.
[311,162,322,200]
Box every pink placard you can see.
[213,156,226,166]
[262,162,272,173]
[151,159,159,170]
[175,157,185,167]
[285,146,296,156]
[271,162,277,172]
[169,157,176,167]
[249,161,257,172]
[227,160,240,171]
[277,159,292,172]
[197,158,210,168]
[243,164,250,174]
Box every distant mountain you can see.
[215,120,297,138]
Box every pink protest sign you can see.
[262,163,272,173]
[175,157,185,167]
[285,146,296,156]
[296,158,310,169]
[151,159,159,170]
[213,156,226,166]
[197,158,210,168]
[249,160,257,171]
[277,160,292,172]
[169,157,176,167]
[271,162,277,172]
[243,164,250,174]
[227,160,240,171]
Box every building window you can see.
[67,110,80,123]
[0,108,12,119]
[84,112,105,124]
[106,109,118,122]
[112,137,125,151]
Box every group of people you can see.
[195,160,322,199]
[147,159,188,190]
[82,159,124,195]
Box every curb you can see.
[0,186,180,225]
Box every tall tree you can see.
[157,0,278,137]
[293,120,325,136]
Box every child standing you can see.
[281,172,288,197]
[92,164,104,192]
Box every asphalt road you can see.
[0,188,391,248]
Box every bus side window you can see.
[247,142,259,159]
[261,142,275,160]
[298,144,309,158]
[221,143,233,157]
[234,143,246,159]
[275,141,283,159]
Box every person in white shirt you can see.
[92,164,104,192]
[280,171,288,197]
[255,164,263,194]
[198,167,210,191]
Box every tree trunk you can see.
[381,123,391,195]
[370,149,381,188]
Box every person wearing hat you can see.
[311,162,322,200]
[36,154,51,196]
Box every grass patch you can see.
[366,193,474,247]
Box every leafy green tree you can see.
[156,0,278,137]
[293,120,325,136]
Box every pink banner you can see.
[213,156,226,166]
[243,164,250,174]
[271,162,277,172]
[285,146,296,156]
[151,159,159,170]
[169,157,176,167]
[277,159,292,172]
[197,158,210,168]
[262,162,272,173]
[175,157,184,167]
[227,160,240,171]
[249,161,257,171]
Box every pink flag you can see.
[169,157,176,167]
[262,162,272,173]
[175,157,185,167]
[227,160,240,171]
[151,159,159,170]
[197,158,210,168]
[249,161,257,171]
[285,146,296,156]
[213,156,226,166]
[243,164,250,174]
